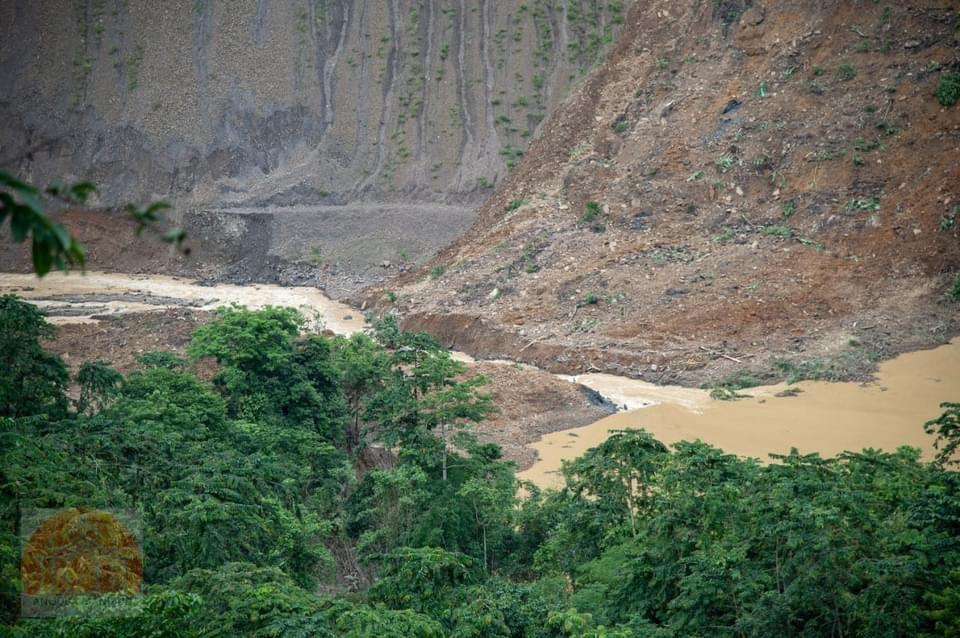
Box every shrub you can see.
[505,198,527,212]
[430,264,447,279]
[875,120,899,136]
[138,351,186,369]
[941,206,958,231]
[707,372,767,401]
[937,72,960,107]
[846,197,880,211]
[764,224,794,238]
[582,201,603,220]
[579,202,606,233]
[715,154,735,171]
[837,64,856,81]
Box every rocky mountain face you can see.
[371,0,960,385]
[0,0,627,209]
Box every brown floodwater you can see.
[3,272,957,493]
[519,339,960,489]
[0,272,366,334]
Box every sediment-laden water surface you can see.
[519,341,959,488]
[3,271,955,491]
[0,272,365,334]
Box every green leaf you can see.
[31,234,54,276]
[50,220,73,250]
[68,180,98,203]
[10,209,32,241]
[0,169,38,193]
[163,227,187,244]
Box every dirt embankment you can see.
[368,0,960,387]
[0,207,314,286]
[0,204,476,297]
[43,309,213,375]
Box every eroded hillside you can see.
[371,0,960,386]
[0,0,627,208]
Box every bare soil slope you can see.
[369,0,960,386]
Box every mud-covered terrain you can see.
[0,204,475,296]
[3,0,959,466]
[2,2,632,292]
[370,0,960,387]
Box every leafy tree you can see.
[418,366,494,482]
[3,299,958,638]
[326,603,444,637]
[0,295,68,418]
[455,439,518,573]
[137,351,187,369]
[925,402,960,467]
[470,577,571,638]
[188,306,346,442]
[188,305,303,375]
[563,429,668,538]
[546,607,632,638]
[331,332,390,454]
[14,590,203,638]
[366,320,494,480]
[369,547,478,618]
[167,563,321,637]
[347,463,432,560]
[75,360,123,415]
[104,367,341,586]
[449,586,511,637]
[923,567,960,637]
[543,437,960,637]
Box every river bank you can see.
[2,271,954,489]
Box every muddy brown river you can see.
[520,343,959,488]
[3,272,957,490]
[0,272,366,334]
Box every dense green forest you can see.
[1,294,959,637]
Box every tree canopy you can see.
[1,299,958,637]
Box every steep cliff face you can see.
[0,0,627,208]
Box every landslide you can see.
[369,0,960,386]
